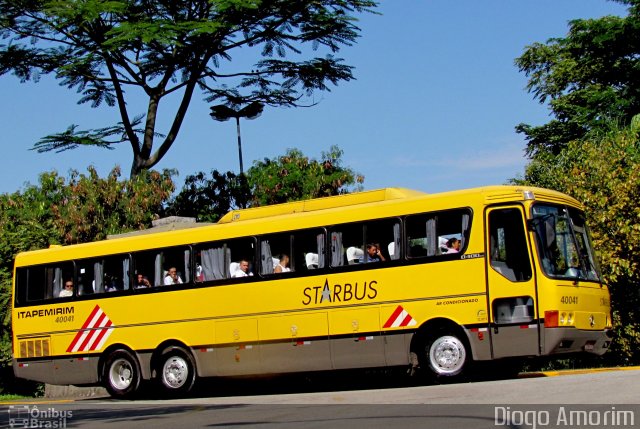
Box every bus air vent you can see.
[19,337,51,358]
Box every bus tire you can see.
[103,349,141,399]
[422,330,469,381]
[156,346,196,396]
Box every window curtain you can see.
[316,233,325,268]
[426,218,437,257]
[154,253,163,286]
[93,261,104,293]
[122,258,130,290]
[201,247,226,280]
[183,249,191,283]
[331,231,343,266]
[260,240,273,275]
[460,213,470,248]
[53,267,62,298]
[391,222,401,260]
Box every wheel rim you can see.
[162,355,190,389]
[109,357,134,390]
[428,335,466,376]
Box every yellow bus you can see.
[11,186,612,398]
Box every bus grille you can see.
[19,337,50,358]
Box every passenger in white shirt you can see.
[164,267,183,285]
[231,260,253,278]
[274,254,291,273]
[59,280,74,297]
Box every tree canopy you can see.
[514,116,640,365]
[0,166,175,394]
[247,145,363,205]
[166,170,248,223]
[167,145,364,221]
[515,0,640,157]
[0,0,377,176]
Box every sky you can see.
[0,1,629,196]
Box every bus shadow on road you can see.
[135,365,524,400]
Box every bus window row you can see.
[14,208,471,304]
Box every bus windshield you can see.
[531,204,601,282]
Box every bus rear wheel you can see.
[156,347,196,396]
[103,349,141,399]
[422,331,469,381]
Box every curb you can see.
[521,366,640,378]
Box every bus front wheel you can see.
[156,347,196,396]
[103,349,141,399]
[422,331,469,380]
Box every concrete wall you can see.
[45,384,107,399]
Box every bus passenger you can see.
[445,238,461,253]
[135,273,151,289]
[104,274,119,292]
[232,260,253,278]
[164,267,183,285]
[274,254,291,273]
[59,280,74,297]
[365,243,385,263]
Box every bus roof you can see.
[217,187,426,224]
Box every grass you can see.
[0,393,29,401]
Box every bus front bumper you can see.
[543,327,612,356]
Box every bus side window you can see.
[330,224,362,267]
[330,219,399,266]
[133,250,160,287]
[76,264,95,296]
[52,263,74,299]
[195,244,227,282]
[363,218,400,262]
[15,265,71,303]
[161,247,191,285]
[226,237,255,279]
[406,209,470,258]
[292,229,325,272]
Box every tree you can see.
[515,0,640,158]
[246,145,363,205]
[0,167,175,394]
[167,145,364,220]
[165,170,249,223]
[0,0,377,176]
[514,116,640,366]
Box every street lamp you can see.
[210,101,264,175]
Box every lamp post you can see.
[210,102,264,175]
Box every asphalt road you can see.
[3,369,640,428]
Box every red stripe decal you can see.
[78,312,107,352]
[400,313,413,327]
[88,319,113,351]
[383,306,405,328]
[66,305,101,352]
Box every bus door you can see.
[485,206,539,358]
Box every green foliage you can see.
[165,171,249,223]
[246,145,364,206]
[515,0,640,157]
[515,117,640,366]
[168,145,364,219]
[0,167,175,395]
[0,0,378,176]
